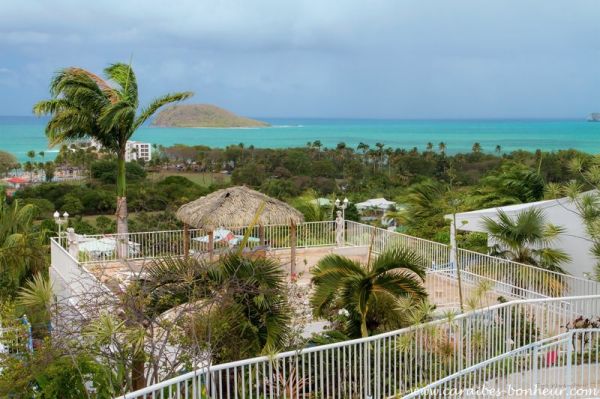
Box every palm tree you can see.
[0,198,47,299]
[118,252,291,389]
[482,208,570,274]
[33,63,192,250]
[495,144,502,154]
[17,273,54,337]
[310,247,427,338]
[375,142,385,169]
[438,142,447,154]
[292,190,332,222]
[26,150,36,180]
[357,142,370,164]
[426,142,433,152]
[472,142,482,153]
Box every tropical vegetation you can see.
[33,63,192,244]
[310,246,427,338]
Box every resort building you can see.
[48,186,600,398]
[124,140,152,162]
[85,139,153,162]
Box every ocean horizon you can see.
[1,115,599,162]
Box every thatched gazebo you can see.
[176,186,304,272]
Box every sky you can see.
[1,0,600,119]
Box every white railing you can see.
[346,221,600,299]
[50,238,112,310]
[0,317,32,355]
[404,329,600,398]
[61,222,338,265]
[55,220,600,302]
[117,295,600,399]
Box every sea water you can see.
[1,116,599,162]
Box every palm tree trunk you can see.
[116,153,129,258]
[131,350,146,390]
[360,311,368,338]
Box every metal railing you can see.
[56,221,600,301]
[404,329,600,398]
[117,295,600,399]
[0,316,33,355]
[345,221,600,299]
[60,222,338,265]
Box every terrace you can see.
[49,205,600,398]
[51,220,600,310]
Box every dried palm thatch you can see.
[176,186,304,229]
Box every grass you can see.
[147,171,231,187]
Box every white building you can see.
[446,196,594,278]
[86,139,152,162]
[355,198,397,211]
[125,141,152,162]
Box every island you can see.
[152,104,270,128]
[588,113,600,122]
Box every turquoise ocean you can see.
[1,116,600,162]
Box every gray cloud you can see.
[1,0,600,117]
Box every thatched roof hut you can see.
[176,186,304,229]
[177,186,304,273]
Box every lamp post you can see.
[335,197,349,220]
[53,211,69,243]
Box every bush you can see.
[21,198,54,219]
[61,194,84,215]
[91,159,147,184]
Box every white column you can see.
[66,227,79,259]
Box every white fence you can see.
[0,316,32,355]
[55,221,600,301]
[405,329,600,398]
[63,222,338,265]
[345,221,600,299]
[117,295,600,399]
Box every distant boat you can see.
[587,113,600,122]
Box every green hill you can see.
[152,104,270,128]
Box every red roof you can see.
[6,177,28,184]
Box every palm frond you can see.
[104,63,138,107]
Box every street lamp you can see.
[53,211,69,241]
[335,197,349,220]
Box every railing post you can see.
[290,220,297,275]
[183,224,190,260]
[208,230,214,261]
[566,332,573,399]
[532,344,539,399]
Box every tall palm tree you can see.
[33,63,192,247]
[482,208,570,273]
[472,142,482,153]
[310,247,427,338]
[495,144,502,154]
[438,142,447,154]
[26,150,36,180]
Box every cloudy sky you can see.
[1,0,600,118]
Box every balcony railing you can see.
[49,220,600,398]
[404,329,600,398]
[52,221,600,303]
[117,295,600,399]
